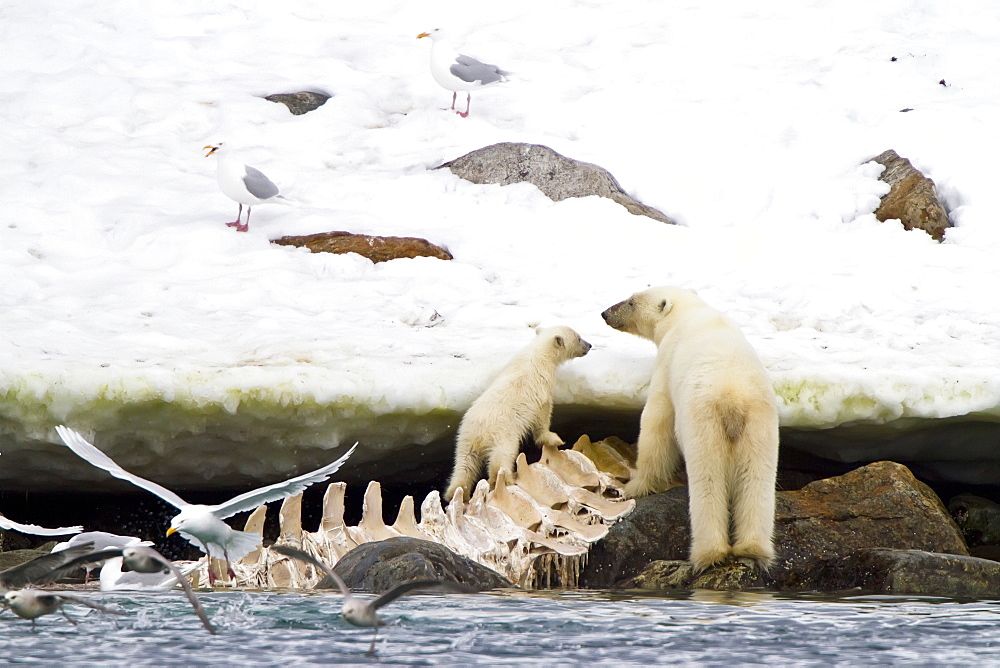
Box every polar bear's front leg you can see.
[531,396,564,448]
[625,393,681,498]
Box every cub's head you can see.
[601,286,692,341]
[537,325,592,361]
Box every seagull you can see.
[54,425,357,585]
[204,143,284,232]
[2,589,125,630]
[51,531,152,583]
[0,513,82,537]
[273,545,469,655]
[417,29,508,118]
[50,544,216,634]
[0,542,96,592]
[98,555,198,592]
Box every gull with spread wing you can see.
[55,426,356,585]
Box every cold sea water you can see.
[2,588,999,665]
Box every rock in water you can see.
[438,142,675,224]
[580,460,969,590]
[319,536,510,592]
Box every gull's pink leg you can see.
[236,207,250,233]
[457,93,471,118]
[226,203,244,228]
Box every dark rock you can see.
[870,149,951,241]
[322,536,511,593]
[813,548,1000,598]
[948,493,1000,548]
[264,91,331,115]
[620,559,771,591]
[580,461,969,590]
[438,142,675,224]
[273,231,453,263]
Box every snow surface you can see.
[2,1,999,487]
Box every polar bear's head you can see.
[601,286,697,341]
[536,325,592,361]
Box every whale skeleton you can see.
[194,435,636,590]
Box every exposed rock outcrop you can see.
[264,91,331,115]
[812,548,1000,598]
[320,536,510,592]
[581,461,970,591]
[438,142,675,224]
[870,149,951,241]
[273,231,453,263]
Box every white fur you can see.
[602,287,779,572]
[445,326,591,502]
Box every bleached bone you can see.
[355,481,401,542]
[198,435,636,590]
[391,495,434,541]
[320,482,347,532]
[572,434,631,481]
[239,505,268,565]
[538,444,602,490]
[279,493,304,544]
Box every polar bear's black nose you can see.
[600,308,611,322]
[581,339,592,354]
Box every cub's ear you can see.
[554,335,565,348]
[660,299,673,314]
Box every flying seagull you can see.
[204,143,285,232]
[0,543,96,592]
[0,513,82,537]
[273,545,469,655]
[417,29,508,118]
[51,531,152,583]
[50,544,217,634]
[2,589,125,630]
[55,425,357,585]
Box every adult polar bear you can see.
[444,326,592,503]
[602,287,779,572]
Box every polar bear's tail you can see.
[717,399,748,442]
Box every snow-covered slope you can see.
[2,1,998,489]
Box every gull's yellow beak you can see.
[203,145,219,157]
[417,32,431,39]
[166,527,178,536]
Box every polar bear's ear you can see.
[554,335,565,348]
[660,299,673,315]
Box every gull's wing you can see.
[130,546,216,634]
[370,580,448,611]
[39,548,124,583]
[55,426,189,510]
[272,545,350,597]
[451,54,507,84]
[0,543,97,590]
[0,513,82,537]
[209,444,357,519]
[55,592,127,616]
[243,165,280,200]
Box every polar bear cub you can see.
[602,287,779,572]
[445,326,592,503]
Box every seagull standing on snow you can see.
[55,426,357,585]
[204,143,284,232]
[417,29,508,118]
